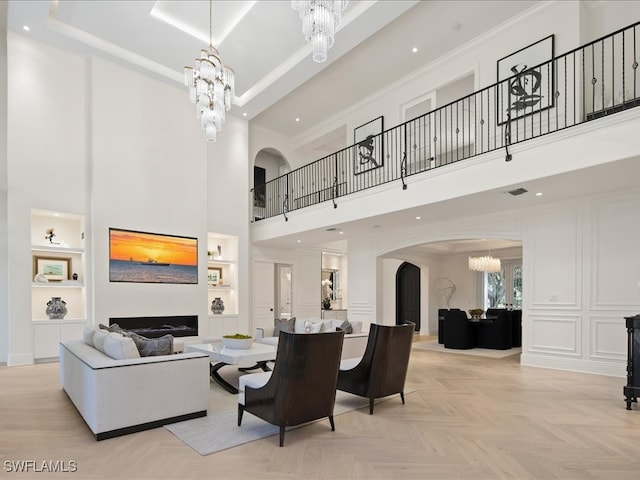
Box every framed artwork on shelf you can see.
[353,116,384,175]
[208,267,222,286]
[33,256,70,281]
[497,34,555,125]
[108,228,198,284]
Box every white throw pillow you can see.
[321,320,336,332]
[295,317,322,333]
[92,329,109,353]
[103,334,140,360]
[304,320,322,333]
[83,326,97,347]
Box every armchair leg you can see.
[329,415,335,431]
[237,405,244,426]
[400,392,405,405]
[279,425,285,447]
[369,398,374,415]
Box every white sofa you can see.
[60,339,210,440]
[255,317,369,360]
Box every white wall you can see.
[6,33,88,365]
[3,33,250,364]
[362,188,640,377]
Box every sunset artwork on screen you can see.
[109,228,198,284]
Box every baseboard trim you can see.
[94,410,207,441]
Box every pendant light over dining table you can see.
[468,255,502,273]
[184,0,235,142]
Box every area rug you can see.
[165,385,411,455]
[412,340,521,359]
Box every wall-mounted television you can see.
[109,228,198,284]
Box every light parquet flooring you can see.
[2,338,640,480]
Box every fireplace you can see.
[110,315,198,338]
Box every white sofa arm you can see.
[255,326,275,340]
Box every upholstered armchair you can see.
[237,329,344,447]
[336,322,414,414]
[443,309,477,349]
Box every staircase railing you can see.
[252,21,640,222]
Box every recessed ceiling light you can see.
[412,47,418,53]
[243,113,247,117]
[53,212,60,217]
[296,239,301,243]
[295,118,300,122]
[415,216,421,220]
[22,25,31,32]
[536,192,543,196]
[339,231,343,235]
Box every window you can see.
[484,259,522,309]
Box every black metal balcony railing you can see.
[252,22,640,222]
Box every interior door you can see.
[253,261,275,330]
[396,262,420,331]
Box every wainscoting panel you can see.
[528,313,580,356]
[590,314,627,361]
[591,194,640,308]
[528,208,581,309]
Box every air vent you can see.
[326,227,338,232]
[507,187,528,196]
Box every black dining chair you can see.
[443,309,477,349]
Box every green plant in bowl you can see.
[469,308,484,318]
[221,333,253,349]
[223,333,252,339]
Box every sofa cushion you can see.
[238,371,272,406]
[129,332,174,357]
[102,334,140,360]
[273,317,296,336]
[350,320,363,334]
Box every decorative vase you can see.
[322,299,331,310]
[211,297,225,315]
[46,297,68,319]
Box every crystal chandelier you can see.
[184,0,235,142]
[291,1,349,63]
[468,256,502,273]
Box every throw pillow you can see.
[304,320,322,334]
[83,326,97,347]
[273,317,296,336]
[99,323,125,334]
[339,320,353,334]
[92,329,109,353]
[128,332,174,357]
[102,334,140,360]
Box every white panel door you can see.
[253,261,275,330]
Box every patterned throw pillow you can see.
[304,320,322,333]
[273,317,296,336]
[128,332,174,357]
[339,320,353,334]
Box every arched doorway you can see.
[396,262,420,331]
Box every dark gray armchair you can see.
[237,330,344,446]
[336,322,414,414]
